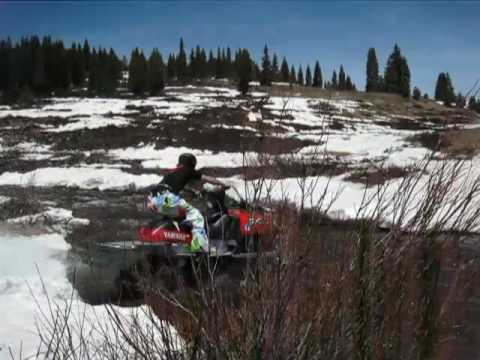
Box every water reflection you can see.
[67,239,248,306]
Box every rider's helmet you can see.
[178,153,197,169]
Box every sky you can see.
[0,1,478,95]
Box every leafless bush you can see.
[0,174,41,222]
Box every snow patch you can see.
[0,231,71,358]
[77,163,132,169]
[0,167,161,190]
[0,229,182,358]
[109,145,256,169]
[16,142,52,153]
[0,196,10,205]
[248,111,262,122]
[250,91,269,97]
[211,124,257,132]
[0,98,136,119]
[6,207,90,229]
[0,92,241,123]
[45,115,131,132]
[1,142,55,160]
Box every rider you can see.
[147,153,228,253]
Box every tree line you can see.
[0,36,358,99]
[128,40,357,95]
[0,36,122,101]
[366,44,478,111]
[128,39,255,95]
[258,45,356,91]
[0,35,477,111]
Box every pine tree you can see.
[128,48,148,95]
[90,47,108,94]
[41,36,53,92]
[468,96,477,110]
[456,92,466,108]
[366,47,379,92]
[377,75,385,92]
[149,48,165,95]
[399,57,411,97]
[413,86,421,100]
[435,73,446,101]
[176,38,188,83]
[0,39,12,92]
[305,65,312,87]
[31,37,46,92]
[236,49,252,95]
[93,47,110,94]
[167,54,176,80]
[384,44,410,97]
[226,47,232,79]
[272,54,279,82]
[83,39,91,71]
[297,66,304,86]
[52,40,71,91]
[106,48,121,94]
[444,73,455,106]
[121,56,128,71]
[207,50,215,78]
[198,48,207,79]
[346,75,353,91]
[215,47,222,79]
[221,48,226,78]
[260,45,272,86]
[189,49,196,79]
[70,42,85,87]
[312,61,322,88]
[289,65,296,84]
[435,72,455,106]
[251,63,260,82]
[87,48,98,93]
[331,70,338,89]
[384,44,401,93]
[338,65,346,90]
[280,57,289,82]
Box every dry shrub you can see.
[157,157,480,359]
[345,165,412,186]
[0,176,41,221]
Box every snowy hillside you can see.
[0,85,478,357]
[0,86,476,210]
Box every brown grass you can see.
[440,127,480,156]
[345,165,412,186]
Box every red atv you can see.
[138,186,273,258]
[70,186,273,304]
